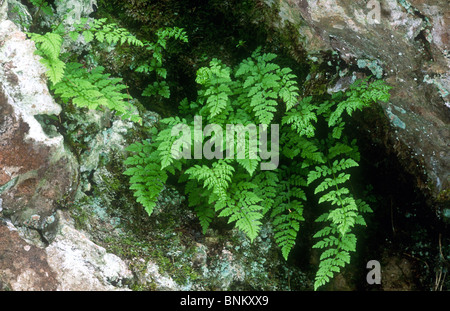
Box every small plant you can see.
[124,48,392,290]
[30,0,54,18]
[29,15,187,123]
[136,27,188,99]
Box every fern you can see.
[123,140,168,215]
[70,18,144,47]
[29,32,65,84]
[51,63,141,123]
[215,176,264,242]
[123,47,392,290]
[184,179,215,233]
[282,96,317,138]
[253,171,279,215]
[270,163,306,260]
[139,27,188,100]
[185,160,235,202]
[196,59,233,123]
[305,78,391,289]
[30,0,54,18]
[235,48,281,125]
[29,16,187,124]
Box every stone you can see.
[0,0,7,22]
[0,20,78,228]
[143,261,182,291]
[54,0,97,25]
[269,0,449,202]
[6,0,32,31]
[0,210,134,290]
[0,221,58,291]
[45,211,133,291]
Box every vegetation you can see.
[124,48,392,289]
[23,0,393,290]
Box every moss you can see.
[102,227,201,289]
[357,58,384,79]
[437,189,450,203]
[69,200,92,230]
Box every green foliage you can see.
[28,32,65,84]
[124,48,392,290]
[53,63,141,123]
[302,77,391,290]
[123,139,169,215]
[30,0,54,17]
[138,27,188,100]
[270,164,306,260]
[29,15,187,124]
[70,18,145,46]
[234,48,300,125]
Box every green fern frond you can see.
[72,18,144,47]
[235,49,286,125]
[124,140,168,215]
[52,63,140,122]
[253,171,279,215]
[29,32,65,84]
[215,179,263,242]
[39,57,66,85]
[185,160,235,202]
[282,96,317,138]
[270,164,307,260]
[30,32,62,60]
[313,226,357,290]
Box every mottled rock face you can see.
[0,20,78,228]
[0,221,58,291]
[45,211,133,291]
[0,212,133,291]
[0,8,134,292]
[272,0,449,200]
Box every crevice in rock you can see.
[36,227,50,247]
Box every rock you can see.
[0,210,134,290]
[54,0,97,26]
[0,20,78,229]
[6,0,32,31]
[0,0,7,22]
[0,18,135,291]
[0,220,58,291]
[45,211,133,291]
[381,254,417,291]
[268,0,449,202]
[143,261,182,291]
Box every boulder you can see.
[0,20,78,231]
[268,0,449,203]
[0,219,58,291]
[0,211,133,291]
[45,211,133,291]
[0,18,132,291]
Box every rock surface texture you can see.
[0,17,132,291]
[270,0,449,204]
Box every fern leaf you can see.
[217,180,263,242]
[124,140,168,215]
[39,58,66,85]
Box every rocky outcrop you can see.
[0,212,133,291]
[0,19,77,235]
[3,0,445,291]
[0,220,58,291]
[0,16,133,291]
[45,211,133,291]
[268,0,449,204]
